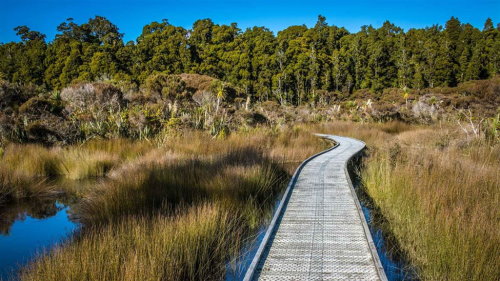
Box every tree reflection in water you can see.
[0,195,76,236]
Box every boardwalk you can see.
[244,135,387,281]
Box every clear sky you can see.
[1,0,498,43]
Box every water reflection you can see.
[225,226,267,281]
[0,198,67,235]
[0,196,78,280]
[224,199,281,281]
[360,205,418,280]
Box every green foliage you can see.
[143,73,187,100]
[0,16,498,144]
[483,114,499,142]
[1,16,498,103]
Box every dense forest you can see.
[1,16,499,104]
[0,16,498,145]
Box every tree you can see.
[59,41,83,86]
[0,16,495,99]
[482,18,499,77]
[444,17,463,86]
[135,20,190,81]
[14,26,46,42]
[90,51,117,80]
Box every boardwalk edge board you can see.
[242,134,388,281]
[242,136,340,281]
[340,137,388,281]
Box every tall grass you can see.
[310,121,499,280]
[21,204,241,281]
[16,126,328,281]
[0,139,153,202]
[4,121,497,280]
[74,148,285,226]
[59,150,118,180]
[0,168,52,204]
[364,131,499,280]
[2,144,60,178]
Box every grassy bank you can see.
[0,139,154,204]
[308,121,499,280]
[14,126,328,280]
[363,130,499,280]
[3,121,498,280]
[21,204,243,281]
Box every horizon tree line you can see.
[0,15,498,105]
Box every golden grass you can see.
[365,134,499,280]
[59,150,118,180]
[16,126,328,281]
[21,204,241,281]
[310,121,499,281]
[0,168,53,204]
[0,146,58,203]
[0,138,154,201]
[2,144,60,178]
[10,121,497,280]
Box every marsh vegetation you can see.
[0,127,328,281]
[1,120,497,281]
[0,13,498,281]
[310,121,500,281]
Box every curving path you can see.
[244,135,387,281]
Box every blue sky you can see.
[1,0,498,43]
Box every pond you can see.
[0,198,78,280]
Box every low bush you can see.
[61,82,124,114]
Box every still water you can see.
[0,199,78,280]
[0,169,416,280]
[352,166,418,280]
[225,170,417,280]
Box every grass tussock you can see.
[11,121,497,280]
[314,121,499,281]
[2,144,60,178]
[0,168,53,204]
[0,138,153,201]
[21,204,242,281]
[59,150,119,180]
[364,134,499,280]
[16,126,327,281]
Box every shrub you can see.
[179,73,214,90]
[240,112,268,127]
[143,73,187,101]
[18,96,64,115]
[61,82,124,113]
[0,80,39,111]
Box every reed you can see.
[0,163,55,203]
[13,121,497,280]
[17,126,327,281]
[312,121,500,281]
[20,204,242,281]
[0,138,156,201]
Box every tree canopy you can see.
[1,15,498,105]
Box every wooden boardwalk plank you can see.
[244,135,387,281]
